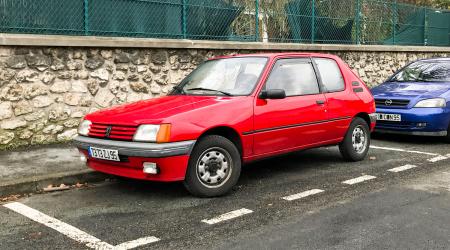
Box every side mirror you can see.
[259,89,286,99]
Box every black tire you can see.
[339,117,371,162]
[445,124,450,143]
[183,135,241,197]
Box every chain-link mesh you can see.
[0,0,448,46]
[0,0,85,35]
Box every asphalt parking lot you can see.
[1,134,450,250]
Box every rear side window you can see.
[314,58,345,92]
[265,59,320,96]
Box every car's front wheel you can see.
[183,135,241,197]
[339,117,370,162]
[445,124,450,143]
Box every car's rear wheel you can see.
[183,135,241,197]
[339,117,370,161]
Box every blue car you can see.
[371,58,450,140]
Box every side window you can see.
[314,58,345,92]
[265,59,320,96]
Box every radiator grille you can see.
[375,99,410,107]
[88,123,137,141]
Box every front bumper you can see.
[375,129,447,136]
[73,136,196,182]
[73,136,196,158]
[374,107,450,136]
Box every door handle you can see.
[316,100,325,105]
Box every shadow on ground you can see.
[372,132,447,145]
[109,147,345,198]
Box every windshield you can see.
[390,60,450,82]
[171,57,268,96]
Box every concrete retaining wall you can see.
[0,34,449,149]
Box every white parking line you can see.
[428,155,448,162]
[342,175,377,185]
[3,202,160,250]
[282,189,325,201]
[387,164,418,173]
[201,208,253,225]
[3,202,114,249]
[114,236,160,250]
[370,145,439,156]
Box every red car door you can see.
[313,57,354,141]
[252,58,328,157]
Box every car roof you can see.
[416,57,450,63]
[210,52,340,61]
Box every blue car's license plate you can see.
[376,113,401,122]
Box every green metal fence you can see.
[0,0,448,46]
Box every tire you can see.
[339,117,370,162]
[445,124,450,143]
[183,135,241,197]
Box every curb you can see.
[0,170,110,197]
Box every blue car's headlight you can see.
[414,98,446,108]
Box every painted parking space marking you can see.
[3,202,114,249]
[388,164,418,173]
[282,189,325,201]
[201,208,253,225]
[428,155,448,162]
[342,175,377,185]
[3,202,160,250]
[114,236,160,250]
[370,145,439,156]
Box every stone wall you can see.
[0,44,448,149]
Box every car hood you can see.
[371,81,450,99]
[85,95,241,125]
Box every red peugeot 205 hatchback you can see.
[74,53,376,197]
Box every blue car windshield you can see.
[390,60,450,82]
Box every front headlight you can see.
[78,120,92,136]
[414,98,447,108]
[133,124,171,143]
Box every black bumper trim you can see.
[374,129,447,137]
[73,136,196,158]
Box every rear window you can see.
[391,60,450,82]
[314,58,345,92]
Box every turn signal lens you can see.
[156,124,171,143]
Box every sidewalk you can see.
[0,143,108,197]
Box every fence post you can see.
[311,0,315,44]
[83,0,89,35]
[355,0,361,44]
[255,0,259,42]
[392,0,397,45]
[423,7,428,46]
[181,0,187,39]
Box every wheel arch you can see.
[354,112,371,128]
[197,126,244,158]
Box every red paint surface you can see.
[79,149,189,181]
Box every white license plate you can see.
[89,147,120,161]
[376,113,402,122]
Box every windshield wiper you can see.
[172,85,185,95]
[186,88,233,96]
